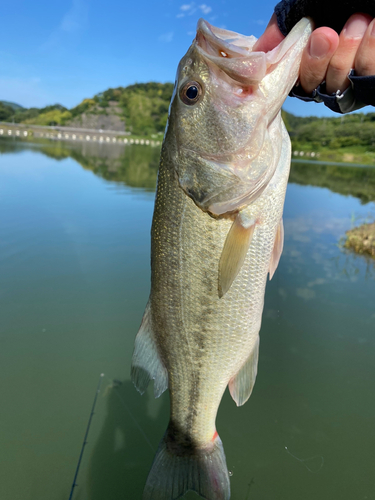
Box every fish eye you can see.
[180,81,203,105]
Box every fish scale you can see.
[131,17,312,500]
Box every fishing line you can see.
[284,446,324,473]
[68,372,104,500]
[102,374,155,453]
[245,477,255,500]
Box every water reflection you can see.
[0,138,160,191]
[2,138,375,203]
[290,160,375,204]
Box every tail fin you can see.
[143,428,230,500]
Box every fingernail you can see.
[344,17,369,38]
[309,35,330,58]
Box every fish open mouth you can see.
[195,19,268,86]
[195,17,311,87]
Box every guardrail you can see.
[0,123,162,147]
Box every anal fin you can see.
[131,301,168,398]
[228,336,259,406]
[269,218,284,280]
[218,212,256,298]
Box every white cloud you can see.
[181,3,194,11]
[41,0,88,50]
[177,2,213,19]
[158,32,174,43]
[60,0,88,32]
[199,4,212,14]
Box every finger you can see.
[354,18,375,76]
[325,13,372,94]
[253,13,285,53]
[299,27,339,94]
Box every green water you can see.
[0,138,374,500]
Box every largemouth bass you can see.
[131,17,312,500]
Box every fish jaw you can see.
[166,17,312,216]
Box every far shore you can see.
[1,120,375,166]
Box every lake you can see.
[0,138,374,500]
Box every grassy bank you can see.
[344,223,375,258]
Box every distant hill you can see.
[0,101,18,121]
[0,100,24,111]
[0,82,174,134]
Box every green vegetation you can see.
[283,110,375,150]
[0,100,25,120]
[282,110,375,164]
[0,102,15,121]
[23,106,72,126]
[9,104,70,126]
[119,82,174,135]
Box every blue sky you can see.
[0,0,371,117]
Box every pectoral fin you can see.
[131,301,168,398]
[228,336,259,406]
[269,218,284,280]
[218,213,256,298]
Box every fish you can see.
[131,17,312,500]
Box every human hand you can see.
[254,12,375,95]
